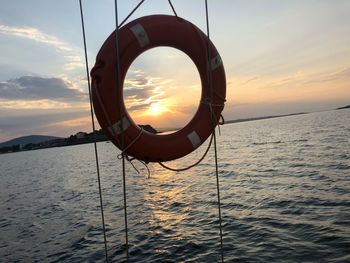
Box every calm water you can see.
[1,109,349,262]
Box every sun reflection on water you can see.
[140,167,192,239]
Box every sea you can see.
[1,109,349,262]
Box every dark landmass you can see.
[336,105,350,110]
[0,130,108,154]
[0,125,158,154]
[225,112,307,124]
[0,135,62,148]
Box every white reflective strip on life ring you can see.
[210,54,222,70]
[187,131,201,149]
[130,24,150,48]
[108,116,131,135]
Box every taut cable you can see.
[114,0,129,261]
[78,0,109,262]
[205,0,224,262]
[118,0,146,29]
[167,0,178,17]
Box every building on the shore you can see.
[75,132,87,139]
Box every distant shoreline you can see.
[157,112,308,132]
[1,107,349,154]
[336,105,350,110]
[224,112,307,125]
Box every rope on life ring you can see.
[91,15,226,163]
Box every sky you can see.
[0,0,350,142]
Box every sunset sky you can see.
[1,0,350,142]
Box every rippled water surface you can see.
[1,109,350,262]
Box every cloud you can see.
[0,76,87,102]
[63,55,85,71]
[313,67,350,83]
[0,99,73,110]
[126,101,151,112]
[261,67,350,89]
[240,76,261,86]
[260,71,306,90]
[0,24,84,71]
[233,69,340,91]
[124,78,154,112]
[123,70,173,113]
[0,24,71,52]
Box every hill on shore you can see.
[0,135,62,148]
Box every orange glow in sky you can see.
[146,101,169,117]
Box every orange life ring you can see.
[91,15,226,163]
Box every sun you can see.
[147,102,168,116]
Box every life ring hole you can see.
[123,47,201,134]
